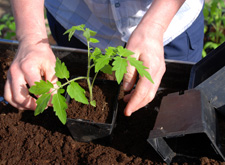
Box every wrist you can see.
[18,33,50,48]
[17,30,48,42]
[135,21,164,43]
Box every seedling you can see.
[29,24,154,124]
[0,14,16,39]
[203,0,225,57]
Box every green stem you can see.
[86,41,93,103]
[50,76,87,94]
[92,71,99,87]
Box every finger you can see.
[124,64,165,116]
[11,68,37,109]
[123,52,138,91]
[20,60,43,87]
[44,60,57,85]
[124,76,154,116]
[123,89,135,102]
[4,78,37,110]
[4,80,25,110]
[12,73,37,110]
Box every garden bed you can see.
[0,40,225,164]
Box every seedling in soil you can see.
[29,24,154,124]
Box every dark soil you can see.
[1,42,225,164]
[66,79,119,123]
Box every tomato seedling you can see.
[29,24,153,124]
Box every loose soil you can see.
[1,42,225,164]
[66,79,119,123]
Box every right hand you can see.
[4,38,57,110]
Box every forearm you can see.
[10,0,47,43]
[139,0,186,34]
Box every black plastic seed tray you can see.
[189,41,225,89]
[147,89,225,164]
[189,41,225,116]
[148,41,225,164]
[66,79,120,142]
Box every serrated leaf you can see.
[105,47,117,56]
[127,57,154,83]
[64,27,76,41]
[95,55,111,73]
[91,47,102,60]
[64,24,85,41]
[100,64,112,74]
[55,58,70,79]
[67,81,89,104]
[29,80,53,95]
[90,38,99,43]
[52,91,67,125]
[34,93,51,116]
[117,46,134,57]
[112,56,128,84]
[74,24,85,31]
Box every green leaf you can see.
[58,88,65,94]
[202,49,207,58]
[29,80,53,95]
[55,58,70,79]
[105,47,117,56]
[204,41,219,50]
[83,28,91,41]
[0,24,6,31]
[127,57,154,83]
[203,7,209,18]
[95,55,111,73]
[211,2,217,15]
[112,56,128,84]
[90,38,99,43]
[64,24,85,41]
[56,81,62,87]
[52,90,67,125]
[64,27,76,41]
[117,46,134,57]
[34,93,51,116]
[90,100,96,107]
[67,81,89,104]
[89,29,97,37]
[91,47,102,60]
[100,64,113,74]
[8,22,16,31]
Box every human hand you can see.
[123,23,166,116]
[4,38,57,110]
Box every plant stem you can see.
[86,41,93,103]
[51,76,87,94]
[92,71,99,87]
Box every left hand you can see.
[123,23,166,116]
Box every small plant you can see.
[29,24,153,124]
[0,14,16,40]
[203,0,225,57]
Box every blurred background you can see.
[0,0,224,57]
